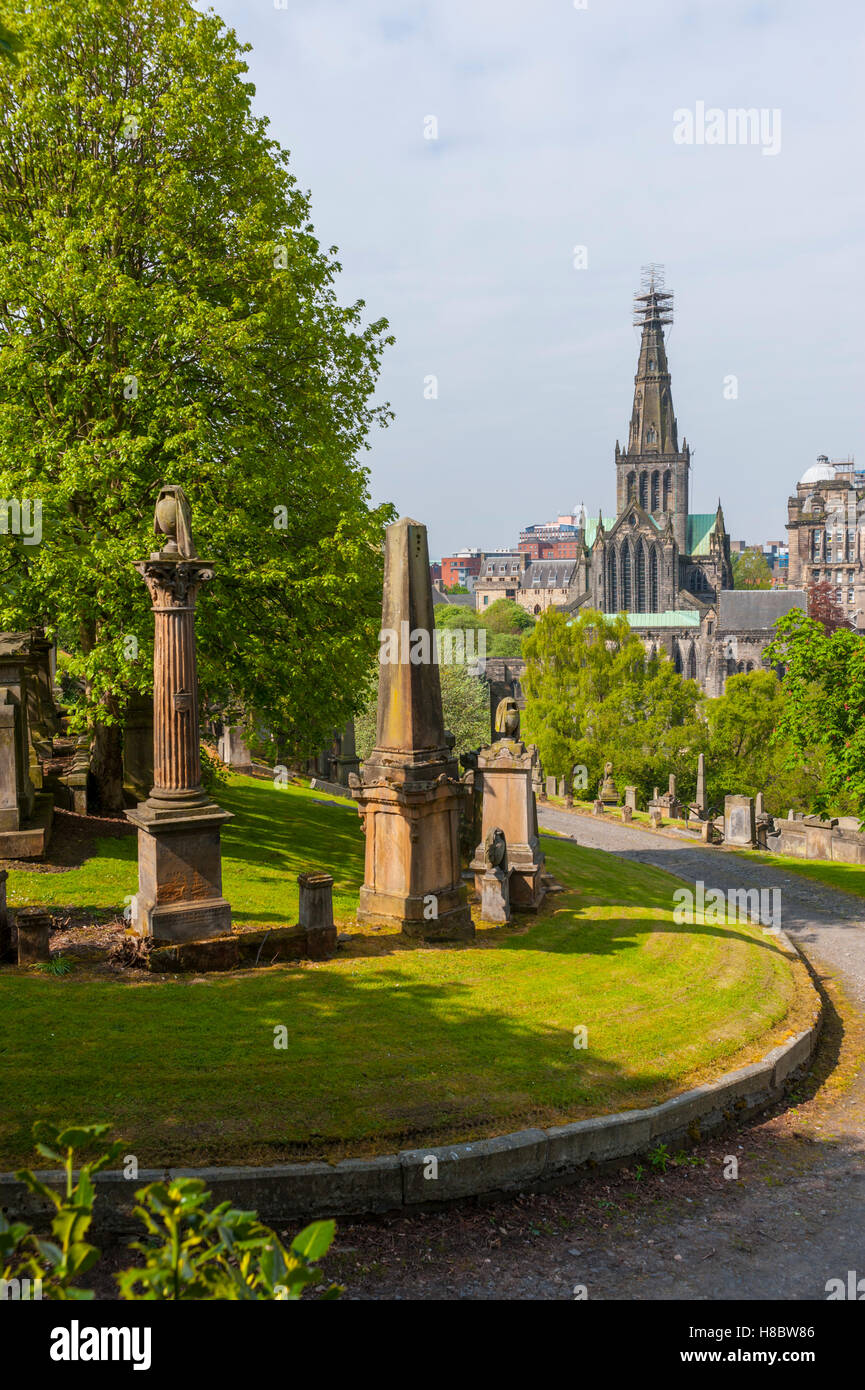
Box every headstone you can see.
[557,778,565,798]
[621,805,633,823]
[592,799,604,815]
[0,678,52,858]
[701,819,715,844]
[668,773,676,798]
[649,808,662,828]
[298,871,336,959]
[599,761,618,806]
[334,719,360,787]
[125,486,233,943]
[724,795,756,847]
[546,776,556,798]
[16,907,51,964]
[478,827,511,924]
[218,725,253,770]
[470,702,545,912]
[755,791,765,818]
[123,689,154,805]
[351,518,472,941]
[624,786,637,812]
[695,753,706,816]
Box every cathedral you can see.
[565,270,804,695]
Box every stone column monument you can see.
[350,517,472,941]
[125,486,232,942]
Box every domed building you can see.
[787,455,865,626]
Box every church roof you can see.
[717,590,806,630]
[686,513,717,556]
[584,516,616,546]
[602,610,701,628]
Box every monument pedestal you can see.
[354,767,472,940]
[470,738,545,911]
[126,800,233,942]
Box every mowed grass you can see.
[0,776,805,1169]
[736,848,865,902]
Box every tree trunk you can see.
[91,698,125,813]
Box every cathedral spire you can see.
[627,265,678,456]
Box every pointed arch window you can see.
[687,646,697,680]
[607,548,618,611]
[621,541,632,610]
[646,427,657,445]
[636,542,647,612]
[663,470,671,511]
[651,470,660,511]
[626,471,637,501]
[639,473,648,510]
[649,546,659,612]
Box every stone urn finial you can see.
[153,484,197,559]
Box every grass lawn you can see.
[735,849,865,901]
[0,775,809,1169]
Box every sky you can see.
[213,0,865,559]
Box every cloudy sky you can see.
[215,0,865,559]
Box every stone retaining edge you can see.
[0,929,821,1233]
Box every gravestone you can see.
[350,518,471,941]
[557,778,565,798]
[755,791,764,817]
[123,689,154,805]
[624,786,637,813]
[649,808,662,829]
[724,795,756,848]
[0,663,52,858]
[334,719,360,787]
[16,907,51,964]
[546,776,556,798]
[125,486,233,942]
[470,699,545,911]
[621,805,633,823]
[598,761,618,806]
[298,871,337,959]
[218,725,253,770]
[695,753,707,816]
[478,827,511,924]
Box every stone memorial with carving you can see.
[125,486,233,942]
[598,761,618,807]
[724,794,756,848]
[478,825,511,924]
[350,518,471,940]
[470,697,545,911]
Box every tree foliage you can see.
[807,580,849,635]
[731,548,772,590]
[766,607,865,815]
[522,608,704,801]
[703,669,825,815]
[0,0,393,805]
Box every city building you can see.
[787,456,865,627]
[440,548,483,590]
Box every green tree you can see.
[522,608,704,801]
[483,597,535,635]
[766,607,865,815]
[0,0,393,808]
[731,548,773,590]
[703,669,824,815]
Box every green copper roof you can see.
[601,610,701,628]
[687,513,717,556]
[584,517,616,546]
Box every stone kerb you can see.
[0,928,819,1230]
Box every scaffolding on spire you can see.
[633,263,674,331]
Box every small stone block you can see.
[16,907,52,964]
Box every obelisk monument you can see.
[126,486,232,941]
[350,517,472,940]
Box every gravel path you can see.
[334,808,865,1301]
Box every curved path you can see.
[339,808,865,1301]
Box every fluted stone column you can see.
[125,489,232,942]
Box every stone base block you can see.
[358,885,474,941]
[16,907,51,964]
[126,804,232,944]
[0,794,53,860]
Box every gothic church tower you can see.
[615,267,690,554]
